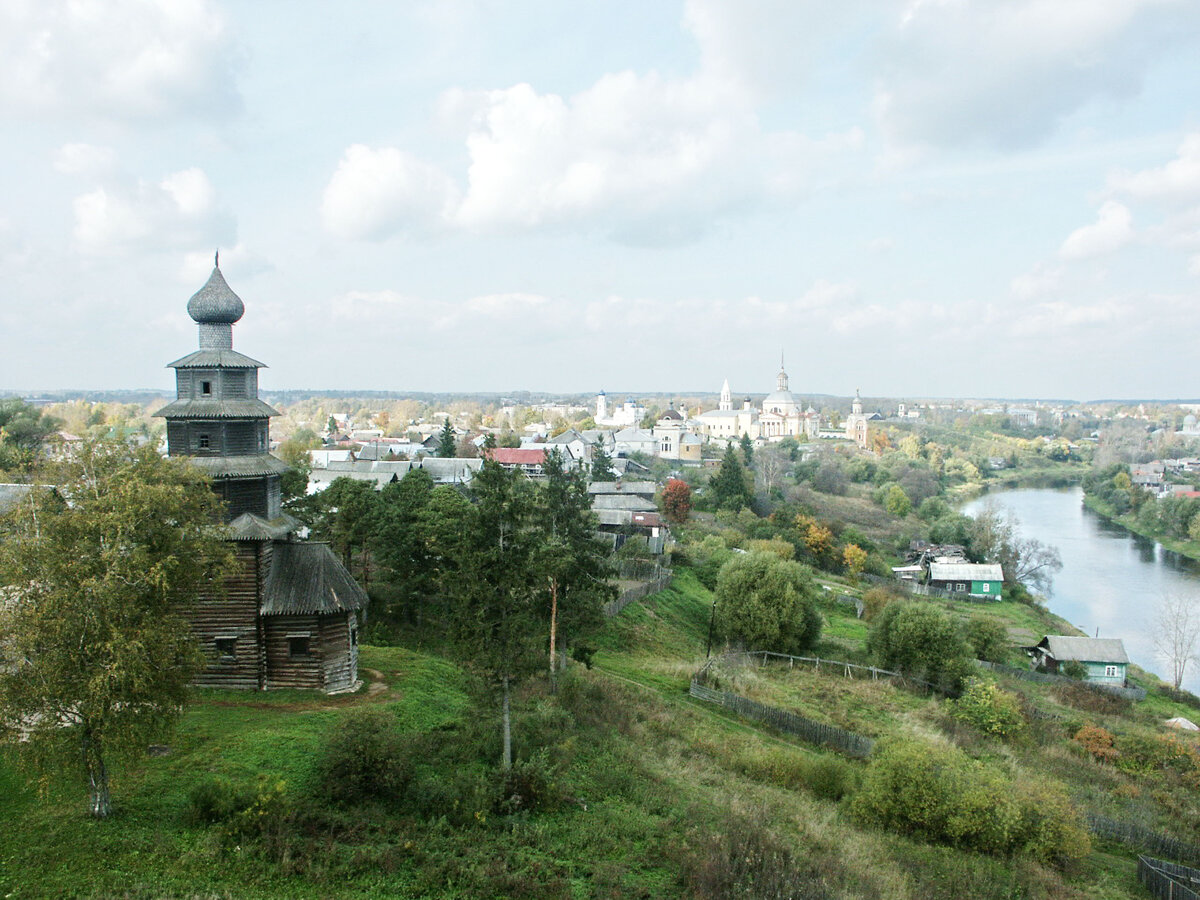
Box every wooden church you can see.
[155,257,367,693]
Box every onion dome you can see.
[187,256,244,325]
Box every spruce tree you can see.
[436,418,457,458]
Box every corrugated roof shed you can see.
[1039,635,1129,664]
[261,542,369,615]
[928,562,1004,581]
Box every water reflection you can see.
[962,487,1200,692]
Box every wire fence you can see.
[974,659,1147,700]
[1138,856,1200,899]
[733,649,951,695]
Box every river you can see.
[961,487,1200,693]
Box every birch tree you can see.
[1155,591,1200,690]
[0,441,231,818]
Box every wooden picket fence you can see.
[688,680,874,758]
[1138,856,1200,900]
[975,659,1147,701]
[603,572,672,618]
[1089,814,1200,866]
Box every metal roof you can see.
[928,562,1004,581]
[186,454,291,479]
[591,494,657,511]
[588,481,657,495]
[1039,635,1129,664]
[166,349,266,369]
[154,398,280,419]
[261,541,369,615]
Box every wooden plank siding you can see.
[320,613,358,693]
[188,543,263,690]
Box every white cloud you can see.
[1109,132,1200,203]
[321,145,460,240]
[1006,299,1129,336]
[53,143,118,176]
[1011,264,1063,301]
[876,0,1199,150]
[1059,201,1135,260]
[72,167,234,255]
[0,0,242,121]
[322,50,862,242]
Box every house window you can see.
[288,636,311,659]
[956,583,967,592]
[214,637,236,662]
[198,433,211,449]
[981,583,991,593]
[200,380,212,396]
[1105,665,1119,678]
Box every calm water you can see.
[961,487,1200,692]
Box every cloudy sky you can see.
[3,1,1199,401]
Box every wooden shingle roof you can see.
[261,542,369,615]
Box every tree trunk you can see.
[82,733,112,819]
[501,675,512,770]
[549,577,558,693]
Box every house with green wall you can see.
[1034,636,1129,686]
[927,561,1004,600]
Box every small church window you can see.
[289,636,311,659]
[214,637,236,662]
[198,433,211,449]
[201,380,212,396]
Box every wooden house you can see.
[1033,636,1129,686]
[156,258,367,693]
[926,561,1004,600]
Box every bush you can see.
[494,750,563,815]
[713,552,822,654]
[951,678,1026,740]
[183,776,255,827]
[803,755,860,801]
[1060,660,1088,680]
[861,588,898,623]
[851,738,1089,864]
[867,601,972,692]
[1073,724,1118,763]
[964,617,1009,663]
[311,709,418,806]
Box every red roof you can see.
[631,512,663,527]
[484,448,546,464]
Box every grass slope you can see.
[5,571,1200,898]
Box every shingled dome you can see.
[187,265,245,324]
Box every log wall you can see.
[189,542,263,690]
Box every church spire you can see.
[776,351,789,393]
[719,377,732,411]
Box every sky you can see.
[2,0,1200,402]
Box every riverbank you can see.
[948,468,1084,504]
[1082,493,1200,564]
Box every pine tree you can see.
[436,418,457,458]
[711,444,753,511]
[740,433,754,467]
[590,445,615,481]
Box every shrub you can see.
[311,709,418,806]
[183,776,255,827]
[861,587,897,623]
[803,755,860,801]
[713,552,822,654]
[1052,681,1132,716]
[1060,660,1088,680]
[867,600,972,692]
[851,738,1089,864]
[952,678,1026,740]
[1073,724,1118,763]
[964,617,1009,663]
[494,750,563,816]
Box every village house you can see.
[156,259,367,693]
[926,561,1004,599]
[1033,636,1130,686]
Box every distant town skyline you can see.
[2,2,1199,400]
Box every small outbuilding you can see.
[1033,635,1129,685]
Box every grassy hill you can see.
[5,569,1200,898]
